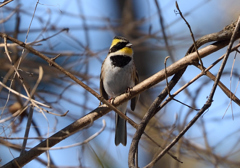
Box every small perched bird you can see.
[100,36,139,146]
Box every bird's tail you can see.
[115,102,128,146]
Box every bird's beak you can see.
[126,43,132,47]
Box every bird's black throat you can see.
[110,55,131,67]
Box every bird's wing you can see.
[131,69,139,111]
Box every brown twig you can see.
[155,0,176,63]
[164,56,199,111]
[175,1,205,72]
[0,0,13,8]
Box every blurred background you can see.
[0,0,240,167]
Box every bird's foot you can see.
[126,87,133,95]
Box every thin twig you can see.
[175,1,205,72]
[155,0,175,62]
[2,38,50,120]
[164,56,171,96]
[20,66,43,155]
[0,0,13,8]
[36,120,106,150]
[0,81,50,109]
[164,56,198,110]
[20,106,33,155]
[228,48,238,120]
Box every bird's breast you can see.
[102,59,134,98]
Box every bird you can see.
[100,36,139,146]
